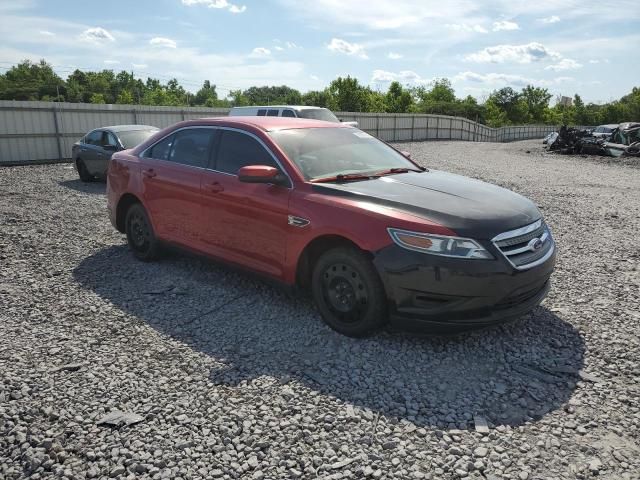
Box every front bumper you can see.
[373,240,556,332]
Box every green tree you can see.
[0,59,65,101]
[384,81,412,113]
[116,89,134,104]
[327,76,368,112]
[89,93,106,104]
[193,80,218,106]
[521,85,552,123]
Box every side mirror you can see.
[103,144,118,152]
[238,165,287,186]
[400,150,412,159]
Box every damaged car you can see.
[603,122,640,157]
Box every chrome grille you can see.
[492,220,554,270]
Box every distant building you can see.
[558,96,573,107]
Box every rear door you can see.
[199,129,291,278]
[140,128,216,245]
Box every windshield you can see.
[296,108,339,123]
[117,129,159,149]
[269,127,417,181]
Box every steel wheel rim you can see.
[321,262,368,323]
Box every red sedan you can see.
[107,117,555,337]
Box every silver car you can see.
[72,125,159,182]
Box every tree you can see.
[521,85,552,123]
[302,89,331,107]
[116,90,134,104]
[193,80,218,106]
[327,76,368,112]
[0,59,65,101]
[384,81,412,113]
[89,93,106,104]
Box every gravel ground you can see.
[1,140,639,480]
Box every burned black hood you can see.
[313,170,541,239]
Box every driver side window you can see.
[214,130,278,175]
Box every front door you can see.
[140,128,215,246]
[199,129,291,279]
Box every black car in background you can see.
[72,125,158,182]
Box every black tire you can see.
[311,246,387,337]
[76,158,93,183]
[124,203,161,261]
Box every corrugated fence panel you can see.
[0,101,578,164]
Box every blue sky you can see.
[1,0,638,103]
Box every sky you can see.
[0,0,638,103]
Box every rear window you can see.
[267,109,279,117]
[297,108,339,123]
[282,109,296,118]
[257,109,267,116]
[118,129,159,149]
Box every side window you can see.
[215,130,278,175]
[102,132,118,147]
[267,109,279,117]
[169,128,214,168]
[86,130,102,145]
[257,109,267,116]
[147,134,175,161]
[281,109,296,118]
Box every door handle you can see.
[206,181,224,193]
[142,169,157,178]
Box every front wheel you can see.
[76,159,93,182]
[311,247,387,337]
[125,203,161,261]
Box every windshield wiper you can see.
[373,167,425,176]
[310,173,374,183]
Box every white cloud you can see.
[309,74,320,81]
[387,52,403,59]
[327,38,368,59]
[545,58,582,71]
[465,42,560,63]
[104,59,120,65]
[132,63,148,69]
[274,46,284,51]
[492,20,519,31]
[588,59,600,64]
[279,0,484,30]
[285,41,298,49]
[446,23,488,34]
[181,0,246,13]
[371,69,431,85]
[149,37,177,49]
[39,30,54,36]
[454,71,573,87]
[250,47,271,57]
[79,27,115,43]
[540,15,560,24]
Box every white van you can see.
[228,105,358,127]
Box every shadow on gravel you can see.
[74,245,585,430]
[58,179,106,195]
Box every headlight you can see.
[388,228,493,259]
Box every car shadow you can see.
[73,245,585,430]
[58,179,106,195]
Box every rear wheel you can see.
[125,203,161,261]
[311,247,387,337]
[76,158,93,182]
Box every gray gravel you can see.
[1,139,639,480]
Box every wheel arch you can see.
[115,193,143,233]
[295,234,373,289]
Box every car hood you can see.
[312,170,541,239]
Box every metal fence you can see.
[0,100,562,165]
